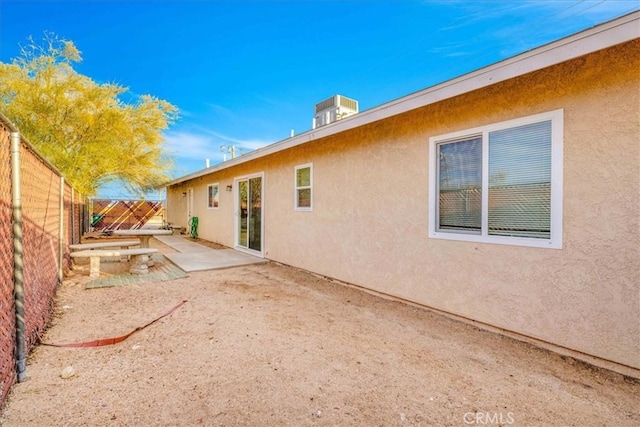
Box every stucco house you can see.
[165,12,639,378]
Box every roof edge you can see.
[165,11,639,187]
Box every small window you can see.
[429,110,563,248]
[207,183,219,209]
[295,163,313,211]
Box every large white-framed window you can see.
[428,110,563,249]
[295,163,313,211]
[207,183,219,209]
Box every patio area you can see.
[1,241,638,426]
[156,235,268,272]
[67,235,268,289]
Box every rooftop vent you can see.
[312,94,358,129]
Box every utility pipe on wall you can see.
[10,131,26,382]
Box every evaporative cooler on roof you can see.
[312,95,358,129]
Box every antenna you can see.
[220,145,242,161]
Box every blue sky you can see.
[1,0,637,199]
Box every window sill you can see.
[429,230,562,249]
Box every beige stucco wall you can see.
[167,40,640,373]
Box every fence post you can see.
[71,187,75,244]
[10,131,26,382]
[59,176,64,284]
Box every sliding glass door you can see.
[235,173,263,255]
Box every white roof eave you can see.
[165,11,639,188]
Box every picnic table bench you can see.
[69,239,141,251]
[70,248,158,279]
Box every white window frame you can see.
[294,163,313,211]
[207,183,219,209]
[428,109,563,249]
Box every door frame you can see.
[234,172,265,258]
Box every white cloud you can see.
[163,129,274,164]
[427,0,638,68]
[431,0,637,40]
[430,0,637,20]
[526,0,639,17]
[164,131,218,161]
[200,128,274,151]
[205,103,232,114]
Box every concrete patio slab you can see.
[155,235,267,272]
[154,235,214,253]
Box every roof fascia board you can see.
[165,12,639,187]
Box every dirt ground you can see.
[1,239,638,426]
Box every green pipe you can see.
[10,131,26,382]
[189,216,198,238]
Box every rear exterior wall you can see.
[167,40,640,374]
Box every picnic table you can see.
[113,229,172,266]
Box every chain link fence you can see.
[0,115,86,408]
[0,121,15,409]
